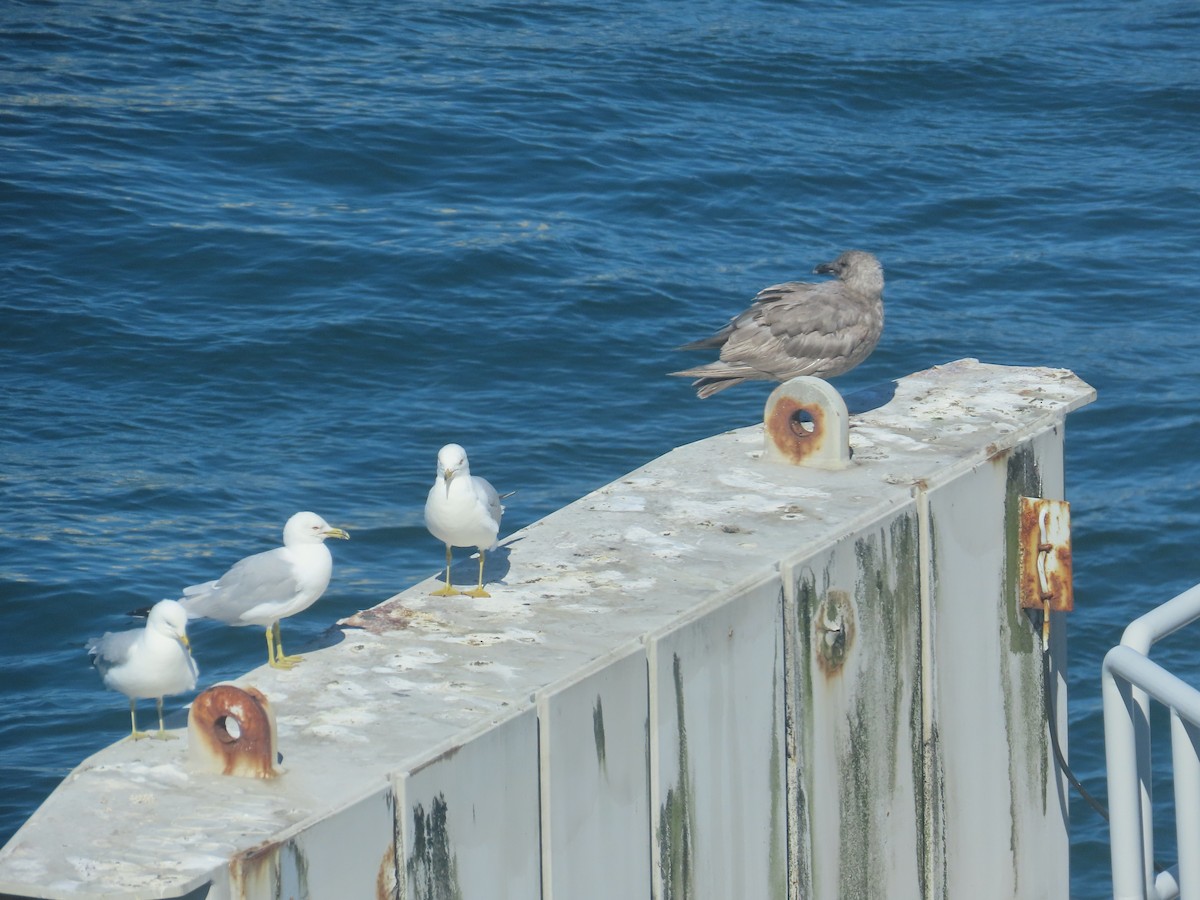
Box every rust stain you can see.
[1018,497,1074,612]
[765,395,827,465]
[814,588,855,677]
[986,442,1011,463]
[229,836,282,898]
[230,837,310,898]
[377,842,399,900]
[188,684,280,779]
[409,741,463,776]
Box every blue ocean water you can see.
[1,0,1198,894]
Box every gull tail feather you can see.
[675,333,727,352]
[669,362,756,398]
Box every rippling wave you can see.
[2,1,1198,893]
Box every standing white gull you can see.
[178,511,349,669]
[670,249,884,398]
[424,443,505,598]
[87,599,198,741]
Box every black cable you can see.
[1041,641,1111,822]
[1042,637,1171,877]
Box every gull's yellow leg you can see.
[274,620,304,667]
[461,551,491,599]
[267,621,300,669]
[152,696,179,741]
[265,626,278,667]
[128,699,150,741]
[430,544,459,596]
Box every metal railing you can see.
[1103,583,1200,900]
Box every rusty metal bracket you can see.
[188,684,281,779]
[763,376,851,469]
[1018,496,1074,613]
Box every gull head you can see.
[148,599,192,649]
[813,249,884,297]
[436,443,471,490]
[282,511,351,547]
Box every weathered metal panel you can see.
[537,644,651,900]
[221,785,398,900]
[923,427,1070,899]
[784,504,924,900]
[395,709,540,900]
[647,577,786,900]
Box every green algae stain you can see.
[768,634,787,899]
[593,694,608,777]
[273,841,310,900]
[837,512,923,900]
[407,793,463,900]
[1002,444,1055,884]
[790,567,818,893]
[657,653,696,900]
[918,506,948,900]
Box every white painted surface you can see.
[923,426,1071,899]
[538,644,651,900]
[784,504,924,899]
[648,577,786,900]
[396,710,541,900]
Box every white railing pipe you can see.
[1105,644,1200,899]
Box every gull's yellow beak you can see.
[181,634,192,650]
[324,527,350,541]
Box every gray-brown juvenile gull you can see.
[87,599,198,741]
[178,511,350,670]
[670,249,884,398]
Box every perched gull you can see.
[670,249,885,398]
[87,599,198,741]
[178,511,350,670]
[424,443,505,598]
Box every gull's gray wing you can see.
[86,628,140,675]
[180,547,300,624]
[717,279,882,380]
[476,476,503,527]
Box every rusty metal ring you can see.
[188,684,279,779]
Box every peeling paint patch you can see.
[715,469,829,498]
[434,627,544,647]
[586,494,647,512]
[386,648,450,670]
[623,525,694,559]
[303,723,371,744]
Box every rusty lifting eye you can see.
[187,684,280,779]
[762,376,850,470]
[789,407,817,438]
